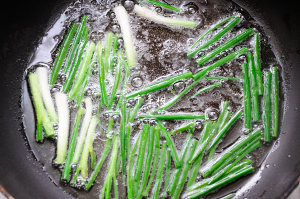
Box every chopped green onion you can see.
[196,29,254,66]
[133,5,197,28]
[247,54,259,121]
[28,73,54,140]
[110,35,119,71]
[147,0,181,12]
[162,149,171,198]
[242,62,251,129]
[157,121,181,168]
[200,129,261,177]
[114,5,136,67]
[108,51,122,110]
[254,33,264,95]
[205,76,241,81]
[139,114,205,120]
[190,82,222,99]
[100,136,119,199]
[143,128,161,197]
[80,116,98,178]
[158,75,206,111]
[271,66,279,137]
[189,16,234,51]
[62,107,85,181]
[128,134,142,198]
[129,97,143,123]
[126,71,193,99]
[193,47,249,80]
[50,24,77,86]
[104,32,114,73]
[97,42,109,106]
[69,41,96,99]
[36,67,57,123]
[169,122,195,135]
[207,109,242,152]
[136,126,155,199]
[63,27,89,93]
[188,16,240,58]
[152,141,167,199]
[63,16,87,74]
[184,165,254,198]
[119,98,127,178]
[73,98,93,164]
[263,72,272,142]
[172,139,198,199]
[55,92,70,164]
[133,124,150,195]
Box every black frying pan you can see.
[0,0,299,198]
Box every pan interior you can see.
[22,0,282,198]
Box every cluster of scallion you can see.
[27,1,280,199]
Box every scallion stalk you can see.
[133,5,197,28]
[114,5,136,67]
[55,92,70,164]
[50,24,77,86]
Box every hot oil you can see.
[22,0,281,198]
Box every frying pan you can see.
[0,0,299,198]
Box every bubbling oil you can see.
[22,0,280,198]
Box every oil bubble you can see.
[131,76,144,88]
[206,107,219,121]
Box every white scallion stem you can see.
[114,5,136,67]
[80,116,98,178]
[36,67,58,123]
[55,92,70,164]
[72,97,93,164]
[133,5,197,28]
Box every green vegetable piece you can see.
[254,33,264,95]
[200,129,260,178]
[188,16,240,58]
[143,128,161,197]
[271,67,279,137]
[193,47,249,80]
[62,108,85,181]
[147,0,181,12]
[139,114,205,120]
[97,42,109,106]
[136,126,155,199]
[189,16,234,51]
[247,54,259,121]
[50,24,77,86]
[172,139,198,199]
[85,139,112,190]
[205,76,241,81]
[162,149,171,198]
[184,165,254,199]
[28,73,55,139]
[68,41,96,99]
[242,62,251,129]
[169,122,195,135]
[190,82,222,99]
[63,27,89,93]
[63,16,87,74]
[196,28,254,66]
[128,134,142,198]
[207,109,242,152]
[133,124,150,195]
[108,51,122,110]
[152,141,167,199]
[125,72,193,99]
[158,75,206,111]
[263,72,272,142]
[104,32,114,73]
[157,121,181,168]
